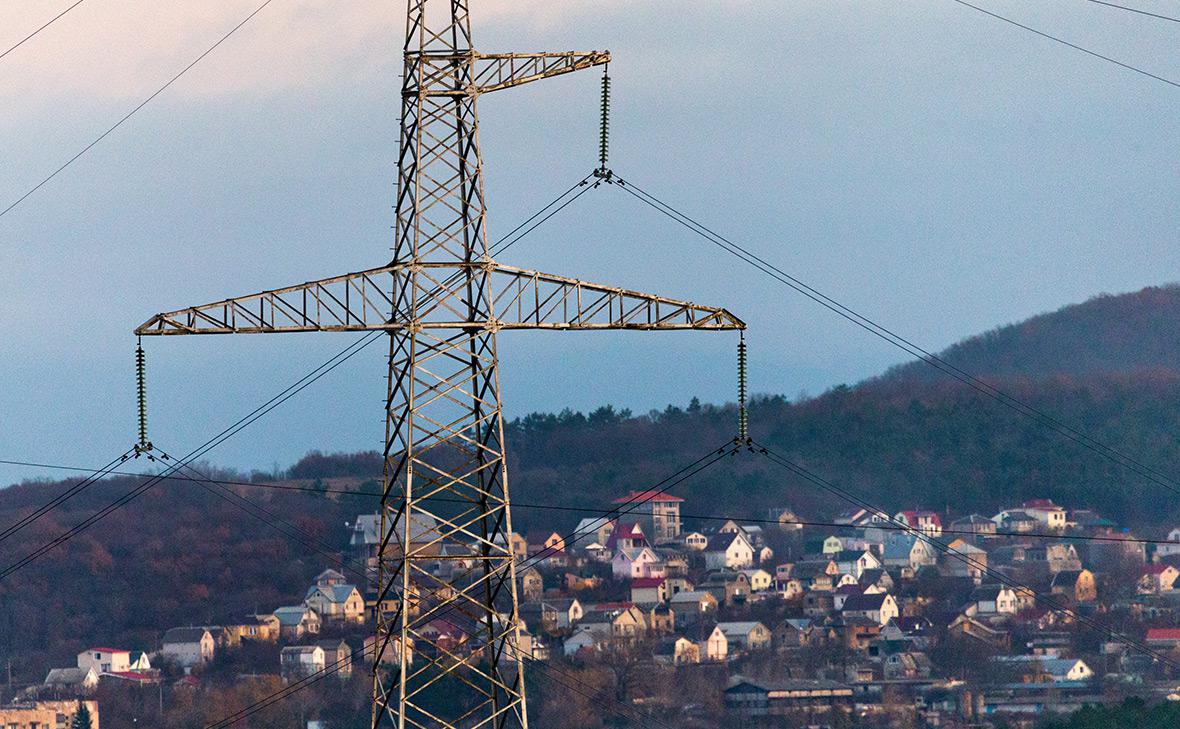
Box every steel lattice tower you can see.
[136,2,743,726]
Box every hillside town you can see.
[12,488,1180,728]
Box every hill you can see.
[882,284,1180,382]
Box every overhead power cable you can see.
[0,331,381,581]
[1085,0,1180,24]
[610,176,1180,503]
[948,0,1180,89]
[0,0,280,220]
[753,439,1180,671]
[0,0,87,62]
[7,457,1178,547]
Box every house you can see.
[226,614,281,643]
[606,521,650,552]
[654,635,699,665]
[525,530,566,558]
[612,491,684,543]
[77,648,131,674]
[841,593,899,626]
[649,604,676,634]
[683,531,709,551]
[802,591,835,618]
[724,679,854,718]
[717,622,772,652]
[563,626,601,657]
[581,605,647,643]
[832,549,882,579]
[740,568,773,592]
[573,517,615,549]
[703,532,754,570]
[43,667,99,694]
[612,546,664,579]
[1138,564,1179,594]
[304,580,366,624]
[941,539,987,581]
[1019,499,1067,531]
[699,625,728,662]
[776,578,804,600]
[772,618,816,648]
[995,656,1093,682]
[950,514,997,535]
[350,511,441,565]
[968,586,1018,615]
[280,645,326,680]
[1050,569,1098,603]
[698,570,751,605]
[631,577,668,605]
[273,605,322,640]
[882,534,937,572]
[524,597,583,631]
[832,584,862,611]
[669,590,718,627]
[893,510,942,537]
[1156,527,1180,558]
[519,566,544,601]
[1145,628,1180,649]
[128,651,152,671]
[858,568,894,594]
[160,628,215,670]
[993,510,1038,534]
[948,615,1010,649]
[883,651,933,680]
[316,639,353,679]
[765,507,803,531]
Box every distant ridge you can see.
[879,284,1180,383]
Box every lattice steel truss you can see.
[136,2,744,727]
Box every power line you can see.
[1085,0,1180,24]
[7,458,1178,547]
[752,440,1180,670]
[0,0,87,62]
[948,0,1180,89]
[0,331,381,581]
[610,177,1180,504]
[0,0,280,220]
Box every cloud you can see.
[0,0,625,102]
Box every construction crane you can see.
[135,2,744,727]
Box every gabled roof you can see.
[83,647,129,654]
[273,606,316,626]
[950,514,993,526]
[1146,628,1180,641]
[306,583,361,604]
[706,532,749,552]
[162,627,211,644]
[842,593,889,612]
[315,568,346,583]
[1050,570,1086,586]
[45,667,96,685]
[631,577,666,588]
[716,621,767,637]
[350,512,438,546]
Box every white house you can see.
[612,546,664,579]
[970,586,1018,615]
[698,625,728,662]
[77,648,131,674]
[703,532,754,570]
[304,581,366,624]
[1156,528,1180,558]
[683,531,709,551]
[280,645,326,680]
[833,550,883,579]
[841,593,899,626]
[716,621,772,652]
[1018,499,1067,531]
[160,628,215,670]
[563,626,601,656]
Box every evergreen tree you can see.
[71,702,92,729]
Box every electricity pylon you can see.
[136,2,744,727]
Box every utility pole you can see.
[134,2,744,727]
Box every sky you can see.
[2,0,1180,484]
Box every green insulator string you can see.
[597,66,611,176]
[737,331,749,442]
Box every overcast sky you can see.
[2,0,1179,484]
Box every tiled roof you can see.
[611,491,683,503]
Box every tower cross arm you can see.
[463,51,609,94]
[134,262,743,335]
